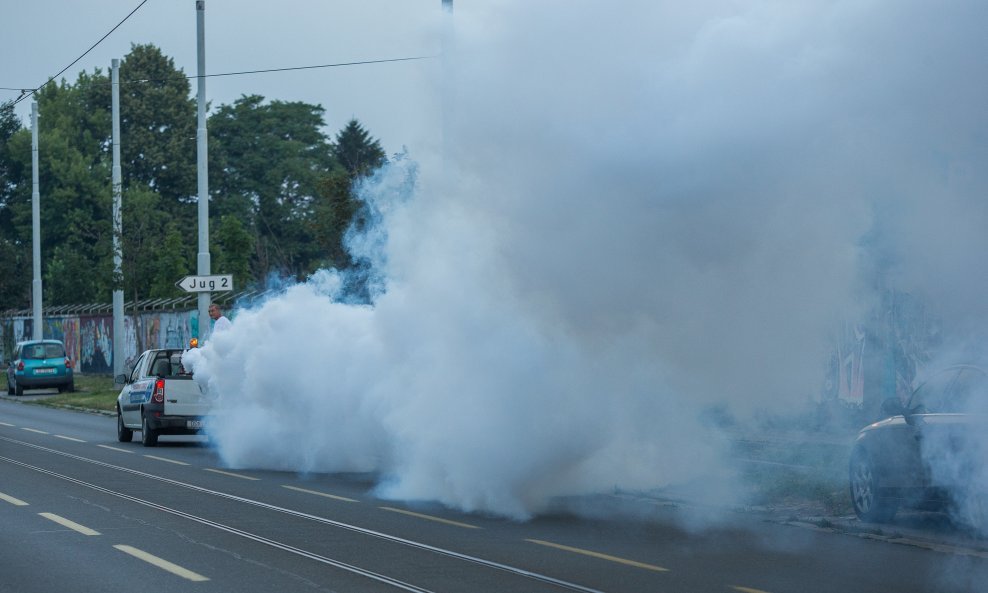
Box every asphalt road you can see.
[2,398,988,593]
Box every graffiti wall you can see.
[1,310,201,375]
[80,316,114,375]
[824,291,941,420]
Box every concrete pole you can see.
[31,101,42,340]
[195,0,211,342]
[441,0,453,171]
[111,59,125,382]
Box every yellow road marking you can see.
[380,507,480,530]
[39,512,100,536]
[733,587,773,593]
[114,545,210,582]
[282,485,359,502]
[143,455,189,466]
[97,445,133,453]
[55,435,86,443]
[0,492,29,506]
[205,468,259,481]
[21,428,48,434]
[526,539,668,572]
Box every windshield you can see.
[22,343,66,360]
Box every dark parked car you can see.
[5,340,75,396]
[849,365,988,530]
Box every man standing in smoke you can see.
[208,303,232,333]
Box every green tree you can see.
[0,47,396,309]
[0,101,20,202]
[0,102,28,310]
[2,75,114,307]
[306,119,388,275]
[213,214,253,287]
[208,95,335,280]
[332,119,386,178]
[120,186,168,306]
[309,170,359,271]
[119,44,197,216]
[149,221,191,298]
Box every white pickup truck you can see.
[115,348,212,447]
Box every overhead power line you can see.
[127,55,437,84]
[12,0,150,106]
[0,56,437,99]
[2,55,437,95]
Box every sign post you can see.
[175,274,234,293]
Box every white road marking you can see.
[114,545,210,582]
[55,435,86,443]
[205,468,259,481]
[143,455,189,466]
[39,512,101,536]
[21,428,48,434]
[0,491,29,506]
[380,507,480,530]
[527,539,669,572]
[282,485,358,502]
[98,445,133,453]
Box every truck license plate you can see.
[186,420,204,429]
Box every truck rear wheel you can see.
[141,413,158,447]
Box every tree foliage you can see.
[0,45,393,311]
[333,119,387,178]
[0,102,28,308]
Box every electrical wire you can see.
[11,0,150,106]
[127,55,437,85]
[2,55,437,97]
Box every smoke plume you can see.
[183,0,988,519]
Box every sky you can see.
[2,0,442,154]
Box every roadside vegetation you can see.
[28,374,118,414]
[734,438,853,516]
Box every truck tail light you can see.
[153,379,165,403]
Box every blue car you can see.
[5,340,75,396]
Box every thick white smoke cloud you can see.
[183,1,988,519]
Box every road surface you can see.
[2,399,986,592]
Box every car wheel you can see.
[141,413,158,447]
[849,449,898,523]
[117,408,133,443]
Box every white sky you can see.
[2,0,443,154]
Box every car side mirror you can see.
[115,373,129,385]
[881,398,906,417]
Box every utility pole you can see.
[441,0,453,169]
[111,59,125,383]
[195,0,211,342]
[31,101,42,340]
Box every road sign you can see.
[175,274,234,293]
